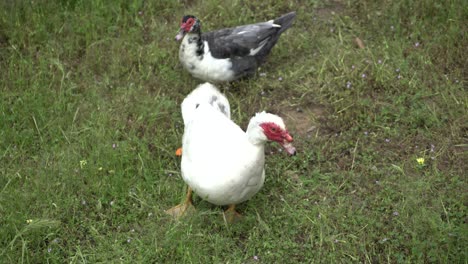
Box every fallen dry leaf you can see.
[354,37,365,49]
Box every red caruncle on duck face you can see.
[176,15,198,41]
[260,122,291,142]
[260,122,296,155]
[181,16,196,32]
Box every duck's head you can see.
[248,112,296,155]
[175,15,201,41]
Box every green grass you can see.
[1,0,466,262]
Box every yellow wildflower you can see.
[80,160,87,169]
[26,219,33,224]
[416,158,425,165]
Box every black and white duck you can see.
[175,12,296,82]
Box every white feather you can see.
[267,19,281,28]
[249,39,268,56]
[181,82,230,125]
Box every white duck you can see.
[166,83,296,221]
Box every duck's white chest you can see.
[179,35,235,82]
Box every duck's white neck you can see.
[182,32,204,56]
[246,117,267,146]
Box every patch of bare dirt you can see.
[282,103,327,138]
[315,0,346,20]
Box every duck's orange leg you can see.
[165,187,195,218]
[223,204,242,223]
[175,147,182,156]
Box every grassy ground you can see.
[1,0,466,263]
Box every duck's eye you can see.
[271,127,277,132]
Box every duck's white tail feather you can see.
[181,82,231,124]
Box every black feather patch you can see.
[196,36,204,56]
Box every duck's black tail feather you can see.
[274,11,296,34]
[255,11,296,62]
